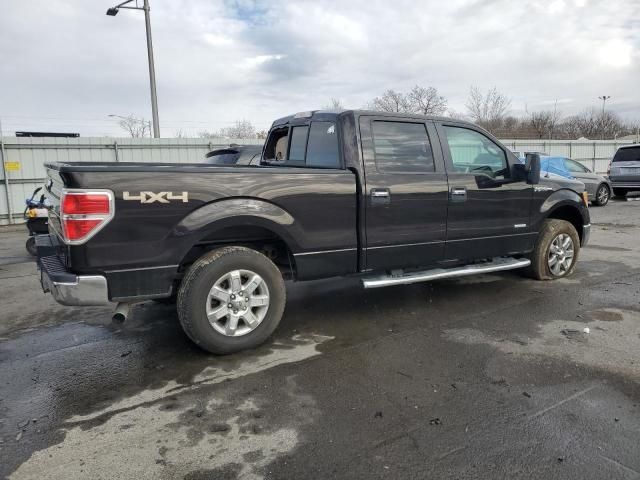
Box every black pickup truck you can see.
[38,110,590,353]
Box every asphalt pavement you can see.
[1,197,639,479]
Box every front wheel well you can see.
[546,206,584,242]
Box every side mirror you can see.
[525,153,541,185]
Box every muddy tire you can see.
[527,219,580,281]
[177,246,286,355]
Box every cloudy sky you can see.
[1,0,639,137]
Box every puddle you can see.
[443,309,640,378]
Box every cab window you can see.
[443,126,508,178]
[372,121,434,173]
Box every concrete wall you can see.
[1,136,634,224]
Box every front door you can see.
[360,116,449,271]
[436,123,535,261]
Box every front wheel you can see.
[592,183,610,206]
[527,219,580,280]
[177,246,286,354]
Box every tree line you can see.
[117,86,639,140]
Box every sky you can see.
[1,0,639,137]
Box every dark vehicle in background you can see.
[609,145,640,198]
[37,110,590,354]
[24,187,49,256]
[204,145,262,165]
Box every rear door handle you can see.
[370,188,391,205]
[450,186,467,202]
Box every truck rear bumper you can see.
[37,235,111,306]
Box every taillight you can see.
[60,190,114,244]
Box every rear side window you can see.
[306,122,339,168]
[372,121,434,173]
[613,147,640,162]
[288,126,309,162]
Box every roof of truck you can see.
[271,109,461,127]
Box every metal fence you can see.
[0,136,635,225]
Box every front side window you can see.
[372,121,434,173]
[306,122,339,168]
[443,126,507,178]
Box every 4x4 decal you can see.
[123,191,189,203]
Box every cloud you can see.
[0,0,638,136]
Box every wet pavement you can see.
[1,198,639,479]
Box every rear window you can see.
[288,126,309,162]
[613,147,640,162]
[306,122,339,168]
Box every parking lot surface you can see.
[1,198,639,479]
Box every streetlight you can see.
[106,0,160,138]
[598,95,611,140]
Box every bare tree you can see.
[116,115,151,138]
[528,109,560,139]
[407,85,447,115]
[465,86,511,133]
[324,98,344,110]
[369,89,412,113]
[199,119,257,139]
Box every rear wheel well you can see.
[546,206,584,242]
[175,226,296,292]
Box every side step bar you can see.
[362,257,531,289]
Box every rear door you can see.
[359,116,448,271]
[436,122,535,261]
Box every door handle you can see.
[450,186,467,202]
[370,188,391,205]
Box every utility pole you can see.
[598,95,610,140]
[107,0,160,138]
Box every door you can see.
[436,123,535,261]
[564,158,598,197]
[360,117,449,271]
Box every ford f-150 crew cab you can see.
[37,110,591,354]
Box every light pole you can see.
[598,95,611,140]
[106,0,160,138]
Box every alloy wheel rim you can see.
[206,269,270,337]
[597,186,609,204]
[548,233,574,276]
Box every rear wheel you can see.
[25,237,37,256]
[613,188,627,198]
[527,219,580,280]
[177,246,286,354]
[592,183,610,206]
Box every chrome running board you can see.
[362,257,531,289]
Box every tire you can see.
[613,188,627,198]
[177,246,286,354]
[26,237,37,256]
[592,183,610,206]
[527,219,580,281]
